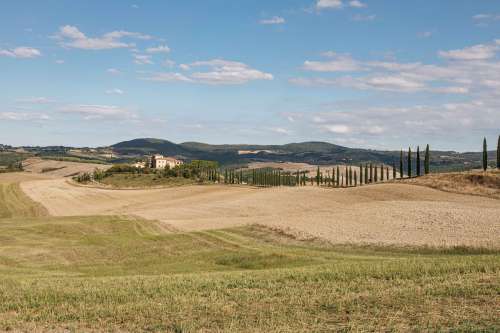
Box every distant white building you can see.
[149,154,183,169]
[132,161,146,169]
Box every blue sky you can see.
[1,0,499,151]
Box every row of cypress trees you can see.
[482,136,500,171]
[397,144,430,178]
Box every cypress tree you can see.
[392,160,396,179]
[399,150,403,179]
[424,144,430,175]
[386,166,389,181]
[354,171,357,187]
[364,164,368,184]
[359,165,363,185]
[369,164,373,183]
[407,147,412,178]
[224,169,228,184]
[349,167,353,186]
[497,136,500,169]
[374,165,378,183]
[380,165,384,181]
[337,165,340,187]
[416,146,421,177]
[316,166,320,186]
[483,137,488,171]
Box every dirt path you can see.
[20,177,500,247]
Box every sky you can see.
[1,0,499,151]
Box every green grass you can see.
[100,173,198,188]
[0,179,499,332]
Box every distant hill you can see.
[110,138,496,171]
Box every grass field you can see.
[0,176,499,332]
[99,173,198,188]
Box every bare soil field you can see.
[21,176,500,248]
[22,157,110,177]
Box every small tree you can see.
[483,137,488,171]
[407,147,412,178]
[416,146,421,177]
[424,144,430,175]
[399,150,403,179]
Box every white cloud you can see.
[55,25,152,50]
[322,124,351,134]
[133,54,154,65]
[438,43,497,61]
[142,72,193,82]
[293,40,500,95]
[107,68,122,75]
[0,47,41,59]
[179,64,190,70]
[303,53,361,72]
[105,88,124,95]
[145,45,170,53]
[259,16,286,25]
[16,97,55,104]
[131,4,139,9]
[59,104,135,120]
[351,14,376,21]
[349,0,366,8]
[316,0,343,9]
[269,127,291,135]
[163,59,175,67]
[144,59,273,85]
[0,112,50,121]
[417,31,433,38]
[55,59,65,64]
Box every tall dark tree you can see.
[392,160,396,179]
[497,136,500,169]
[424,144,430,175]
[483,137,488,171]
[407,147,412,178]
[399,150,404,179]
[416,146,421,177]
[359,165,363,185]
[316,166,321,186]
[364,164,368,184]
[497,135,500,169]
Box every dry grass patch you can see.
[405,170,500,199]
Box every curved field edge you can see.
[0,182,48,218]
[1,173,499,331]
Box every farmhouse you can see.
[149,154,183,169]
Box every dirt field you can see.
[21,175,500,247]
[22,157,110,177]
